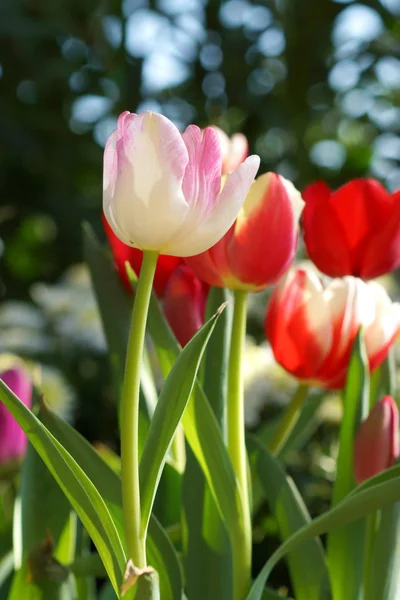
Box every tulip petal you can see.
[228,173,303,288]
[164,155,260,257]
[103,111,189,250]
[266,269,332,380]
[364,282,400,371]
[182,125,222,214]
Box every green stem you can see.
[268,384,308,456]
[121,250,158,567]
[227,290,252,599]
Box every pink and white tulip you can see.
[265,268,400,390]
[212,126,249,174]
[103,111,260,257]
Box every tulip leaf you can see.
[248,435,330,600]
[247,468,400,600]
[0,379,126,595]
[13,431,76,600]
[327,329,369,600]
[182,287,233,600]
[139,304,223,538]
[40,405,183,600]
[144,285,248,582]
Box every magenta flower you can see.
[103,111,260,257]
[0,368,32,463]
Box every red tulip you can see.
[354,396,399,484]
[102,214,182,297]
[186,173,304,292]
[265,267,400,390]
[0,368,32,463]
[302,178,400,279]
[163,266,208,347]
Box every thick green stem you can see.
[227,290,252,599]
[363,510,379,595]
[121,250,158,567]
[269,384,308,456]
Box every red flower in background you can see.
[354,396,399,484]
[186,173,304,292]
[265,267,400,390]
[163,266,208,347]
[102,214,182,297]
[302,178,400,279]
[0,368,32,463]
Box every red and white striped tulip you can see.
[265,268,400,389]
[103,111,260,257]
[354,396,399,483]
[186,173,304,292]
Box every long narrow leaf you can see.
[183,288,233,600]
[41,406,183,600]
[327,330,369,600]
[139,306,223,537]
[247,472,400,600]
[248,435,330,600]
[0,380,126,595]
[144,285,248,576]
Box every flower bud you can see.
[163,266,208,347]
[354,396,399,484]
[0,368,32,463]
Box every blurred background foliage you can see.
[0,0,399,588]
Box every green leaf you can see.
[248,435,330,600]
[327,329,369,600]
[183,288,233,600]
[139,305,223,538]
[365,502,400,600]
[247,470,400,600]
[262,589,294,600]
[0,380,126,596]
[13,429,76,600]
[144,285,248,577]
[41,406,183,600]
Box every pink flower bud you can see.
[0,368,32,463]
[354,396,399,484]
[163,266,208,347]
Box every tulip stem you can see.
[121,250,159,567]
[269,384,309,456]
[227,290,252,599]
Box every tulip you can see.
[103,111,260,257]
[302,178,400,279]
[0,368,32,462]
[163,266,208,347]
[354,396,399,483]
[212,126,249,174]
[102,214,182,297]
[265,267,400,389]
[186,173,304,292]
